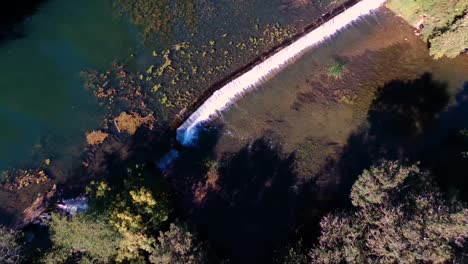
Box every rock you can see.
[16,184,56,228]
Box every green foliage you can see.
[310,161,468,264]
[327,61,346,79]
[149,222,206,264]
[350,161,420,208]
[275,241,308,264]
[430,15,468,59]
[0,226,22,264]
[387,0,468,58]
[43,214,120,264]
[86,164,173,263]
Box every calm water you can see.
[212,8,468,179]
[0,0,136,172]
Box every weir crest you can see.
[177,0,386,146]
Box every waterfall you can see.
[177,0,386,145]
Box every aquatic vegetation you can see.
[160,93,172,108]
[86,130,109,145]
[157,53,172,76]
[113,0,196,42]
[174,42,189,51]
[146,65,155,74]
[1,168,50,190]
[114,112,155,135]
[327,61,346,79]
[152,83,162,93]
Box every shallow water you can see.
[0,0,136,173]
[211,8,468,179]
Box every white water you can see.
[177,0,386,145]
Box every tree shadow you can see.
[0,0,48,45]
[172,130,299,263]
[420,83,468,202]
[314,72,451,209]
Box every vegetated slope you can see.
[387,0,468,58]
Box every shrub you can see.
[43,214,120,264]
[310,161,468,264]
[86,164,173,263]
[0,226,22,264]
[430,15,468,59]
[149,223,206,264]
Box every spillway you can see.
[177,0,386,145]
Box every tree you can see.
[310,161,468,264]
[275,240,308,264]
[86,164,173,263]
[0,226,22,264]
[43,214,121,264]
[430,15,468,59]
[149,222,206,264]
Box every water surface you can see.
[0,0,136,174]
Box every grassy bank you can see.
[387,0,467,58]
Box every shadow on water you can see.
[420,83,468,202]
[170,72,466,262]
[311,72,451,209]
[170,126,300,263]
[0,0,48,44]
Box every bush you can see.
[86,164,173,263]
[0,226,22,264]
[310,161,468,263]
[430,15,468,59]
[43,214,120,264]
[149,222,206,264]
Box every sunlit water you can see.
[0,0,136,174]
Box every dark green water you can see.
[0,0,136,172]
[0,0,346,174]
